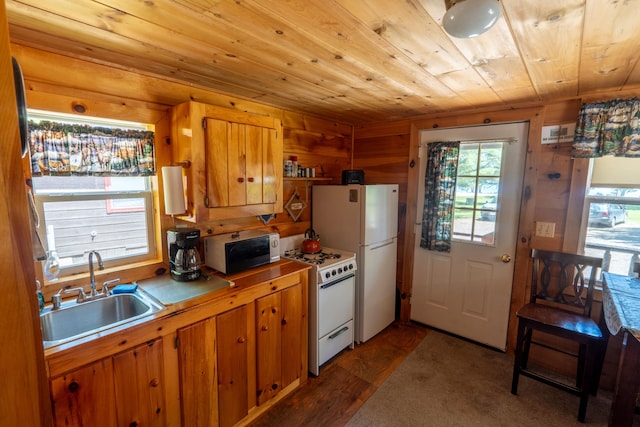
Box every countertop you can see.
[139,259,311,309]
[139,271,233,306]
[43,260,311,358]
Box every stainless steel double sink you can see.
[40,291,165,348]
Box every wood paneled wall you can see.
[353,99,638,390]
[1,7,52,426]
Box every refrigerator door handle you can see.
[368,239,396,251]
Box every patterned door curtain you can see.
[28,120,156,176]
[572,97,640,158]
[420,141,460,252]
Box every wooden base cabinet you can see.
[177,317,218,427]
[256,284,303,406]
[47,264,309,427]
[50,338,165,427]
[216,305,253,427]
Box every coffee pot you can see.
[167,228,202,281]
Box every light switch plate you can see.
[535,221,555,238]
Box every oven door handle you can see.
[328,326,350,340]
[320,273,355,289]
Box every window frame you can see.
[581,187,640,276]
[27,109,159,284]
[33,177,157,278]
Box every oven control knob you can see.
[338,267,343,274]
[325,272,331,279]
[332,270,337,276]
[348,264,353,270]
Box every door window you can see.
[453,142,503,245]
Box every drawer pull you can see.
[328,326,349,340]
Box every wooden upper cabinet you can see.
[171,101,283,222]
[205,120,280,208]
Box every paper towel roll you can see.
[162,165,186,215]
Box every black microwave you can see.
[204,230,280,275]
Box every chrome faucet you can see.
[88,250,104,297]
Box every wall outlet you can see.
[535,221,556,238]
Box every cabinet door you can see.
[255,292,282,405]
[205,118,229,208]
[217,306,249,427]
[260,125,279,204]
[244,124,264,206]
[205,117,281,209]
[113,338,165,427]
[177,317,218,427]
[50,358,116,427]
[281,284,303,388]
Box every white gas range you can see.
[282,247,357,376]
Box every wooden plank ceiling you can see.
[6,0,640,124]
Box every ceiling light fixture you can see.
[443,0,502,39]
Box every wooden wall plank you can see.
[0,2,51,424]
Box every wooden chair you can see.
[511,249,607,423]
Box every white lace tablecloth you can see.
[602,272,640,340]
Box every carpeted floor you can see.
[346,331,640,427]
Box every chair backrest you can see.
[530,249,603,317]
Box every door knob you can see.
[501,254,512,263]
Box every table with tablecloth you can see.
[602,272,640,427]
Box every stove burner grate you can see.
[283,249,343,265]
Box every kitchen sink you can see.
[40,291,165,347]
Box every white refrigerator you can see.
[312,184,399,343]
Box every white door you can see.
[410,122,528,350]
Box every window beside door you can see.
[582,157,640,276]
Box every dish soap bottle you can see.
[43,225,60,282]
[36,280,45,313]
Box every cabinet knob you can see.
[68,381,79,393]
[248,177,255,182]
[149,378,160,388]
[261,325,269,331]
[237,177,244,183]
[237,337,246,344]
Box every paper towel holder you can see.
[172,160,191,168]
[162,161,191,217]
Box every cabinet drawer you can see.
[318,320,353,366]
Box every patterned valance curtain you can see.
[28,120,156,176]
[420,141,460,252]
[572,97,640,158]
